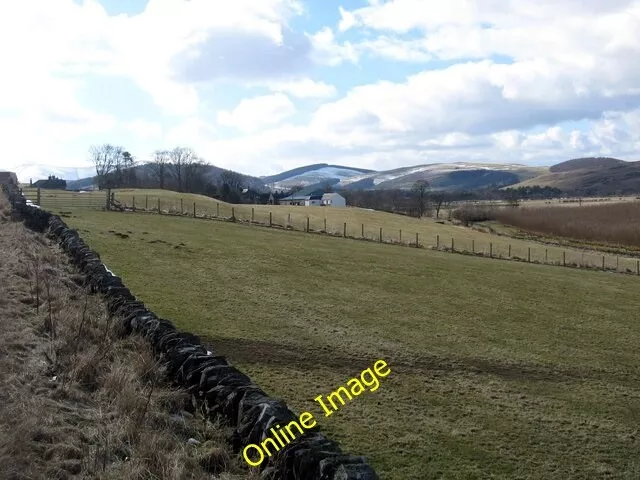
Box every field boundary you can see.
[109,202,640,278]
[2,183,379,480]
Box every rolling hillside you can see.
[511,157,640,195]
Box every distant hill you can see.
[512,157,640,195]
[338,163,546,191]
[262,164,374,189]
[549,157,625,173]
[66,163,269,192]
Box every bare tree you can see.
[149,150,170,189]
[90,144,124,189]
[412,180,430,218]
[432,193,445,219]
[168,147,198,192]
[184,158,208,193]
[219,169,244,191]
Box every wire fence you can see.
[114,194,640,277]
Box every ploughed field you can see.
[64,210,640,480]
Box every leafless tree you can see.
[412,180,430,218]
[168,147,198,192]
[149,150,171,189]
[219,169,244,191]
[90,144,124,189]
[184,158,208,193]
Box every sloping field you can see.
[26,188,640,272]
[65,210,640,479]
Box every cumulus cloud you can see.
[0,0,638,177]
[217,93,296,132]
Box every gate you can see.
[21,188,110,212]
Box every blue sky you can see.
[1,0,639,181]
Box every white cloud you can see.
[217,93,296,132]
[263,78,337,98]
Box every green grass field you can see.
[25,187,640,273]
[63,209,640,480]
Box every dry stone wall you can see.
[1,183,379,480]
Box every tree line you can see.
[90,144,252,203]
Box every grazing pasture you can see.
[65,209,640,480]
[27,187,640,272]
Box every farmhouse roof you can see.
[322,193,343,199]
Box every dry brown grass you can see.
[0,192,254,480]
[493,202,640,249]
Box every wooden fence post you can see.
[508,244,511,257]
[379,227,383,242]
[472,239,475,253]
[563,251,565,266]
[324,218,327,232]
[251,208,254,223]
[269,212,272,227]
[158,198,161,214]
[231,207,235,221]
[306,217,310,232]
[637,260,639,276]
[217,202,220,217]
[180,198,183,213]
[602,255,605,270]
[288,213,291,226]
[399,229,402,243]
[490,242,493,258]
[528,247,531,263]
[343,222,347,238]
[545,249,548,263]
[133,195,136,211]
[616,256,619,271]
[193,202,196,218]
[436,235,440,249]
[145,195,148,210]
[416,232,419,247]
[451,237,454,251]
[361,224,364,238]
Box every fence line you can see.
[110,195,640,277]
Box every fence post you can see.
[545,249,548,263]
[637,260,639,276]
[306,217,309,232]
[508,244,511,257]
[602,255,605,270]
[616,256,619,271]
[361,224,364,238]
[437,235,440,249]
[490,242,493,258]
[133,195,136,211]
[232,207,235,221]
[288,213,291,227]
[181,198,183,214]
[104,189,108,210]
[158,198,161,214]
[451,237,454,251]
[416,232,419,247]
[193,202,196,218]
[343,222,347,238]
[528,247,531,263]
[563,251,565,266]
[379,227,383,242]
[399,229,402,243]
[324,218,327,232]
[472,239,475,253]
[217,202,220,217]
[269,212,272,227]
[145,195,148,210]
[251,208,254,223]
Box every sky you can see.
[1,0,639,181]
